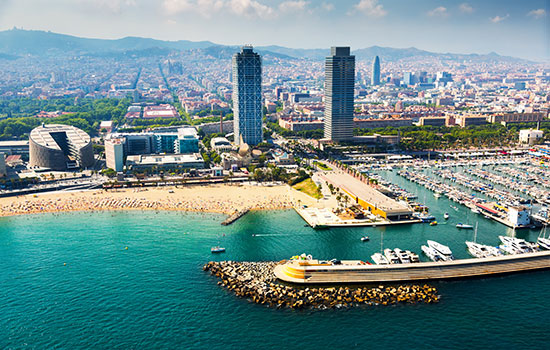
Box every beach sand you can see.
[0,183,319,217]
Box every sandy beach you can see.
[0,183,319,217]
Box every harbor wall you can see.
[275,251,550,284]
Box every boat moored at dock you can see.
[273,251,550,284]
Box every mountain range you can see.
[0,28,533,63]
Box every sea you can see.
[1,172,549,349]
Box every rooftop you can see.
[29,124,91,150]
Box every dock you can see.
[274,251,550,284]
[221,207,250,226]
[295,206,421,228]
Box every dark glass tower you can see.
[232,45,263,145]
[324,47,355,141]
[371,55,381,86]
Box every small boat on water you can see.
[456,223,474,229]
[211,246,226,253]
[434,192,441,198]
[361,236,370,242]
[444,212,450,220]
[430,221,438,226]
[427,240,454,260]
[371,252,389,265]
[471,208,481,214]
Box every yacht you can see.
[421,245,444,262]
[383,248,401,264]
[394,248,411,264]
[537,237,550,250]
[444,212,450,220]
[471,208,481,214]
[427,240,454,260]
[456,223,474,229]
[406,250,420,263]
[498,236,533,254]
[465,241,502,259]
[371,253,389,265]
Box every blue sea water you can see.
[1,174,549,349]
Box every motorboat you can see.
[421,245,444,262]
[434,192,441,198]
[406,250,420,263]
[211,246,226,253]
[371,253,389,265]
[383,248,401,264]
[456,223,474,229]
[394,248,411,264]
[444,212,450,220]
[361,236,370,242]
[498,236,532,254]
[427,240,454,260]
[471,208,481,214]
[538,237,550,250]
[414,213,436,222]
[465,241,502,258]
[430,221,438,226]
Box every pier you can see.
[221,207,250,226]
[274,251,550,284]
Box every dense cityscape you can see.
[0,0,549,348]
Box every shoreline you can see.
[0,183,317,218]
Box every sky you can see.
[0,0,548,60]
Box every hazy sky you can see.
[0,0,548,60]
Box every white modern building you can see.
[105,138,125,172]
[519,129,544,145]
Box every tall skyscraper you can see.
[232,45,263,145]
[324,47,355,141]
[371,56,381,86]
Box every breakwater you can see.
[203,261,439,309]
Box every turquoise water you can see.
[1,179,549,349]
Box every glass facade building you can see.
[232,46,263,145]
[371,55,380,86]
[324,47,355,141]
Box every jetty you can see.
[204,261,439,309]
[274,250,550,284]
[221,207,250,226]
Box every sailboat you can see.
[371,231,389,264]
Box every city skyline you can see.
[0,1,548,61]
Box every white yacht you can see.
[406,250,420,263]
[444,212,450,220]
[371,253,389,265]
[538,237,550,250]
[498,236,533,254]
[465,241,502,259]
[394,248,411,264]
[383,248,401,264]
[421,245,444,262]
[427,240,454,260]
[456,223,474,229]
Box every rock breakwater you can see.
[203,261,440,309]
